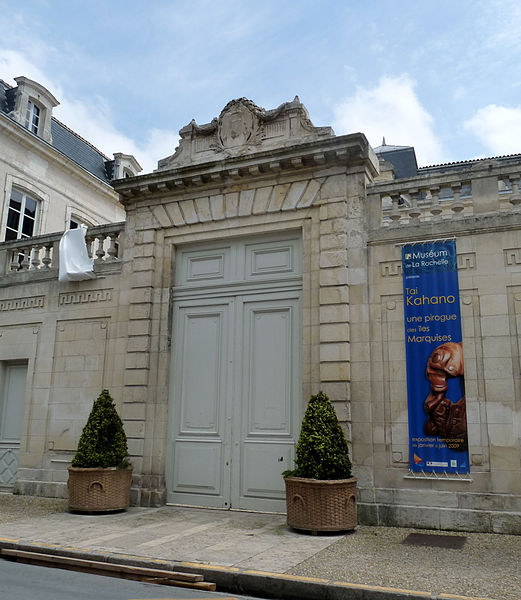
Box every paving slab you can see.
[0,503,341,572]
[0,495,519,600]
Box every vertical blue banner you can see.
[402,240,469,474]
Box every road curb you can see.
[0,537,495,600]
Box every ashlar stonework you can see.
[0,96,520,533]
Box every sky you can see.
[1,0,521,173]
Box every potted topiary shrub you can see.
[67,389,132,512]
[283,391,357,533]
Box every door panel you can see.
[233,296,300,511]
[245,304,293,434]
[240,441,295,502]
[0,364,28,488]
[179,311,223,434]
[1,365,26,440]
[169,302,231,507]
[244,240,299,279]
[172,440,224,495]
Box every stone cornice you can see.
[368,160,521,194]
[114,133,378,203]
[368,211,521,245]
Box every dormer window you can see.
[25,100,41,135]
[112,153,142,179]
[10,77,59,143]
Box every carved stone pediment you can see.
[157,96,334,170]
[218,99,260,151]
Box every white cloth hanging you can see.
[58,225,96,281]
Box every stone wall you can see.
[1,98,520,532]
[115,125,377,506]
[0,228,127,497]
[359,163,521,533]
[0,114,124,236]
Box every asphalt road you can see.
[0,559,258,600]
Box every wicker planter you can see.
[67,466,132,512]
[284,476,357,533]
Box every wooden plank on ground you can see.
[0,549,204,584]
[141,578,216,591]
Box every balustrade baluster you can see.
[41,244,52,268]
[430,186,442,218]
[85,235,96,260]
[30,245,41,270]
[95,235,106,263]
[510,175,521,206]
[408,190,421,220]
[106,234,119,261]
[450,183,464,213]
[20,249,30,270]
[10,248,20,272]
[389,193,401,222]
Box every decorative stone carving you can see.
[457,252,476,270]
[504,247,521,266]
[218,99,259,151]
[152,180,324,228]
[0,296,45,311]
[157,96,334,170]
[59,289,113,305]
[379,260,402,277]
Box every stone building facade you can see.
[0,75,140,240]
[0,96,520,533]
[0,74,140,493]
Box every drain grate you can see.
[402,532,467,549]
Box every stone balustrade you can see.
[0,222,124,278]
[368,161,521,229]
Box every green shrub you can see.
[285,391,352,480]
[71,389,129,468]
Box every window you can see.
[69,214,92,230]
[4,188,39,241]
[25,100,41,135]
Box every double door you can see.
[167,236,301,512]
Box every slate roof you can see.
[373,142,413,153]
[375,138,521,179]
[419,153,521,174]
[374,143,419,179]
[0,79,8,113]
[0,79,112,183]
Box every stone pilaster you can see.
[122,219,165,506]
[317,175,351,439]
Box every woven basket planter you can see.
[67,466,132,512]
[284,476,357,533]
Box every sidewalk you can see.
[0,494,519,600]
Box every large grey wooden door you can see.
[0,364,27,488]
[168,235,301,512]
[231,293,300,511]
